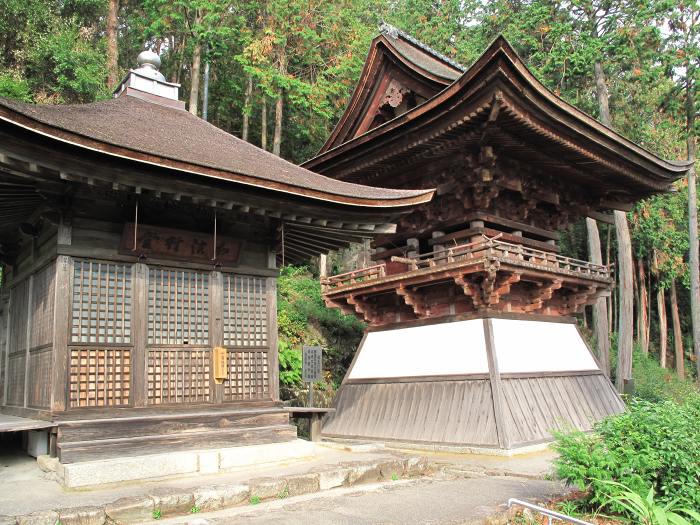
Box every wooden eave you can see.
[305,36,690,199]
[318,33,462,154]
[0,121,429,263]
[0,103,434,209]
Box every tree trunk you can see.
[658,283,668,368]
[606,225,613,334]
[615,210,633,393]
[188,19,202,116]
[261,97,268,151]
[272,50,287,157]
[106,0,119,89]
[242,74,253,142]
[637,257,649,354]
[670,279,685,379]
[685,78,700,386]
[594,61,612,127]
[586,217,610,376]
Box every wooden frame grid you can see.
[224,349,269,401]
[71,260,132,344]
[68,346,131,407]
[223,275,267,348]
[148,268,209,346]
[147,347,211,404]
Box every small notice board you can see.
[302,346,323,383]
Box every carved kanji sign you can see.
[120,223,242,264]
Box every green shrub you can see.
[278,340,302,386]
[629,350,698,404]
[554,396,700,518]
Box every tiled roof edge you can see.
[379,22,467,72]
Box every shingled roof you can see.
[0,95,433,208]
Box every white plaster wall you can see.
[491,318,598,373]
[348,319,488,379]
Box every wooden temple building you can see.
[304,25,691,450]
[0,51,434,463]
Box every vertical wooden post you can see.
[23,275,34,408]
[51,255,72,412]
[210,270,224,403]
[2,293,12,406]
[483,318,510,450]
[131,262,148,407]
[267,249,279,402]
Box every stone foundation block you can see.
[249,477,287,500]
[197,451,219,474]
[285,473,320,497]
[58,506,106,525]
[378,459,406,480]
[316,466,351,490]
[149,490,195,517]
[104,497,154,525]
[212,485,249,508]
[36,455,58,473]
[17,511,59,525]
[344,461,381,485]
[404,457,430,476]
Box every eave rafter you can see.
[396,285,428,317]
[522,278,563,313]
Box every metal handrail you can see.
[507,499,593,525]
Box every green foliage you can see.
[597,480,700,525]
[0,72,32,101]
[151,508,162,520]
[278,340,302,386]
[249,495,261,505]
[630,350,698,404]
[189,505,200,514]
[277,265,364,389]
[554,396,700,516]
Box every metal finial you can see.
[135,50,166,81]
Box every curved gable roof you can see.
[0,95,434,208]
[318,24,464,154]
[305,36,691,197]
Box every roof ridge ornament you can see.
[113,48,185,109]
[378,22,466,73]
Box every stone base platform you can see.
[56,439,317,488]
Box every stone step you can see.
[57,424,298,463]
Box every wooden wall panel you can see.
[72,261,132,344]
[69,347,131,408]
[223,275,267,347]
[6,353,25,406]
[30,262,55,350]
[224,349,269,401]
[147,348,210,404]
[323,380,499,446]
[0,295,8,404]
[148,268,209,345]
[27,348,52,408]
[500,374,625,446]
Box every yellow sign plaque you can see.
[212,346,228,384]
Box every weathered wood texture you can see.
[55,406,293,463]
[322,380,499,446]
[323,373,623,448]
[499,373,624,446]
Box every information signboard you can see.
[302,345,323,383]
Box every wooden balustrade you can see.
[323,236,610,289]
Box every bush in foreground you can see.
[554,396,700,517]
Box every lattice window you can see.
[224,350,269,400]
[9,279,29,354]
[223,275,268,347]
[147,349,210,404]
[31,262,55,350]
[69,347,131,407]
[72,261,132,344]
[148,268,209,345]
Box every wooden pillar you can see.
[470,220,484,243]
[2,293,11,406]
[131,262,148,407]
[51,255,72,412]
[319,253,328,278]
[210,270,224,403]
[267,249,279,401]
[432,231,445,256]
[406,238,419,258]
[483,318,510,449]
[23,275,34,408]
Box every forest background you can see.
[1,0,699,394]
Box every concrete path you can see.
[155,476,568,525]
